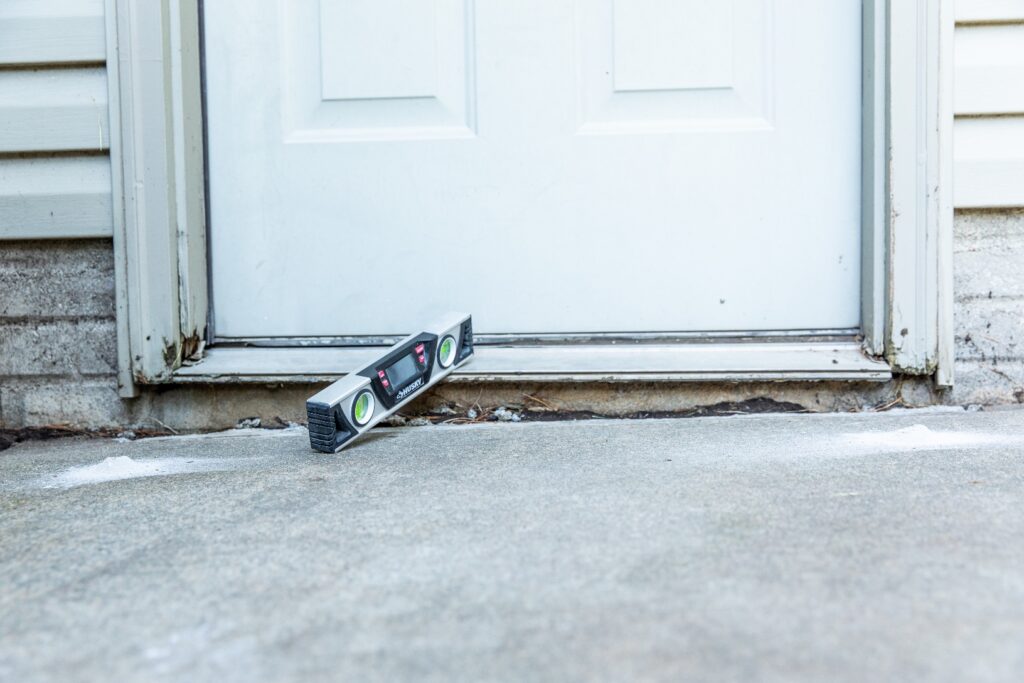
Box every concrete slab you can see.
[2,408,1024,682]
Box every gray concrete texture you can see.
[953,209,1024,404]
[2,408,1024,682]
[0,240,122,428]
[2,209,1024,429]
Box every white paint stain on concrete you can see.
[837,424,1020,453]
[43,456,240,489]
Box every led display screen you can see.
[384,352,419,388]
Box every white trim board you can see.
[173,342,892,384]
[106,0,208,395]
[886,0,954,382]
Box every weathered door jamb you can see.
[106,0,207,396]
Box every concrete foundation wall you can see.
[0,240,126,428]
[2,210,1023,430]
[951,210,1024,405]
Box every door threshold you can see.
[172,341,891,384]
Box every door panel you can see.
[204,0,862,337]
[579,0,769,132]
[287,0,474,140]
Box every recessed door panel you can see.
[284,0,475,141]
[578,0,772,133]
[613,1,734,92]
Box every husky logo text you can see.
[396,377,424,400]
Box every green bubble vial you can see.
[438,336,456,368]
[353,390,374,425]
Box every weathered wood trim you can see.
[886,0,955,384]
[169,0,209,365]
[105,0,134,396]
[107,0,207,393]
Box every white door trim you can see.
[106,0,953,392]
[106,0,207,396]
[886,0,956,384]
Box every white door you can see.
[204,0,862,339]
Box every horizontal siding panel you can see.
[0,67,108,153]
[956,0,1024,23]
[955,117,1024,208]
[0,0,105,66]
[0,156,113,238]
[956,25,1024,114]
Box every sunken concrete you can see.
[2,408,1024,682]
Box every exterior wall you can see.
[951,209,1024,404]
[954,1,1024,208]
[941,1,1024,401]
[0,0,113,240]
[0,240,124,426]
[0,1,116,424]
[3,2,1024,430]
[0,2,118,427]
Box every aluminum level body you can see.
[306,313,473,452]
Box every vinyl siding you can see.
[0,0,112,239]
[955,0,1024,208]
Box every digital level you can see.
[305,312,474,453]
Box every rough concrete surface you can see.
[952,209,1024,406]
[2,408,1024,682]
[0,239,122,428]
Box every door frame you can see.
[105,0,953,397]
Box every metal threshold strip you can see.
[211,328,862,347]
[173,341,891,383]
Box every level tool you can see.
[306,313,474,453]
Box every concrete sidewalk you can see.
[2,408,1024,682]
